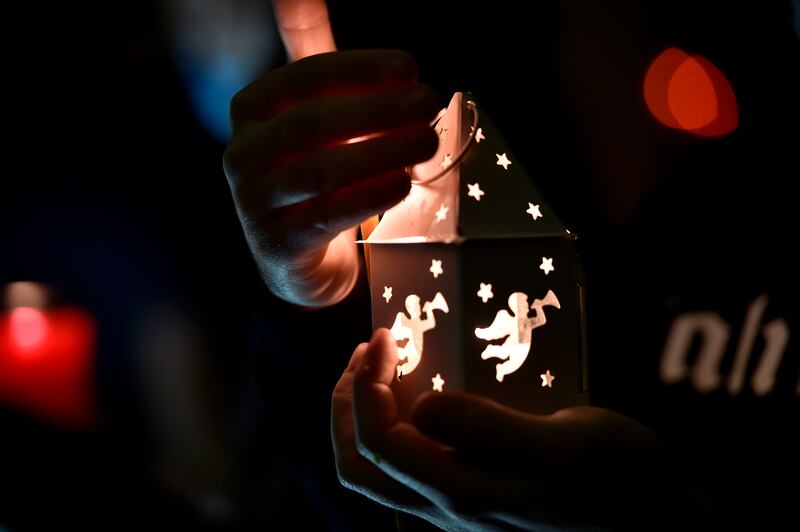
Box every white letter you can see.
[661,312,730,392]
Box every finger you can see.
[333,343,369,398]
[272,0,336,61]
[269,169,411,255]
[346,342,369,372]
[331,341,435,515]
[231,49,418,124]
[352,328,402,432]
[237,125,438,212]
[412,392,558,461]
[352,330,528,515]
[230,84,440,179]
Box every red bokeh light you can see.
[9,307,50,353]
[644,47,738,137]
[0,307,97,427]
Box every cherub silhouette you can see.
[390,292,449,378]
[475,290,560,382]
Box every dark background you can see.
[1,1,798,530]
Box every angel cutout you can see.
[475,290,560,382]
[390,292,449,379]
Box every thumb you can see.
[272,0,337,61]
[412,392,558,459]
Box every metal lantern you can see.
[365,92,588,419]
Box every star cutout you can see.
[440,153,453,170]
[475,127,485,143]
[430,259,444,278]
[434,203,449,222]
[526,203,542,220]
[467,183,485,201]
[540,257,554,275]
[496,153,512,170]
[382,286,393,303]
[540,370,555,388]
[432,373,445,392]
[477,283,494,303]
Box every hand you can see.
[332,329,709,530]
[223,50,440,307]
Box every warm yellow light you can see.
[390,292,449,379]
[475,290,561,382]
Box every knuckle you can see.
[298,155,329,196]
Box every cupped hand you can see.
[332,329,709,530]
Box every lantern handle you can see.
[409,100,479,185]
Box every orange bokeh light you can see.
[644,47,738,137]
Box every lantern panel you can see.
[369,243,464,420]
[461,237,583,414]
[366,91,588,419]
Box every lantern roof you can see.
[366,92,569,244]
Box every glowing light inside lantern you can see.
[434,204,449,223]
[440,153,453,170]
[429,259,444,278]
[477,283,494,303]
[526,203,542,221]
[467,183,485,202]
[540,257,554,275]
[390,292,449,378]
[495,153,512,170]
[475,290,561,382]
